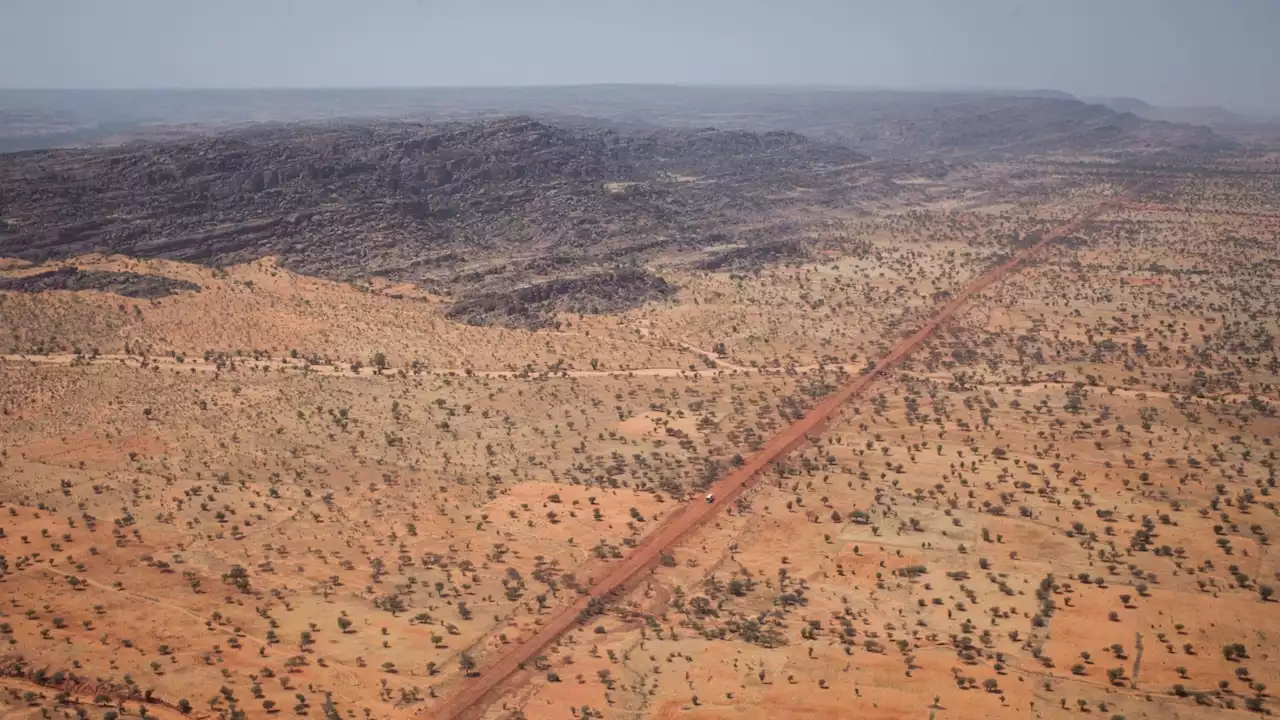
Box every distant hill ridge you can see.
[0,85,1235,157]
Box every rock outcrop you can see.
[0,267,199,298]
[446,269,674,329]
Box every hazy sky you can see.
[3,0,1278,111]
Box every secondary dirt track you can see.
[428,185,1142,720]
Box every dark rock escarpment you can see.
[0,267,199,298]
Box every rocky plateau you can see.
[0,117,873,327]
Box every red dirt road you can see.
[428,187,1139,720]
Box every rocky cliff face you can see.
[0,117,870,327]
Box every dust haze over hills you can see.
[0,85,1244,156]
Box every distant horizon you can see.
[0,83,1263,116]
